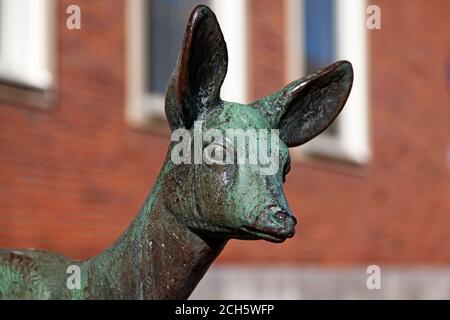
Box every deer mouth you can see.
[240,226,292,243]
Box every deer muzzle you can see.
[242,204,297,243]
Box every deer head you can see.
[161,5,353,244]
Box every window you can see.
[285,0,370,163]
[147,0,206,99]
[126,0,248,129]
[0,0,55,107]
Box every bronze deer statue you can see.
[0,5,352,299]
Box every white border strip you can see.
[191,266,450,299]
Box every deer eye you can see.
[203,138,234,165]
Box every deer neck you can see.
[84,164,227,299]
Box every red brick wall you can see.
[0,0,169,259]
[1,0,449,265]
[248,0,286,99]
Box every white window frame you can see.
[125,0,249,129]
[0,0,55,91]
[285,0,370,164]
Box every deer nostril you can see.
[274,210,297,226]
[276,211,287,221]
[266,206,297,226]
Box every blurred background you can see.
[0,0,449,299]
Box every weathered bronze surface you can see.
[0,5,353,299]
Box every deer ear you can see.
[252,61,353,147]
[165,5,228,130]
